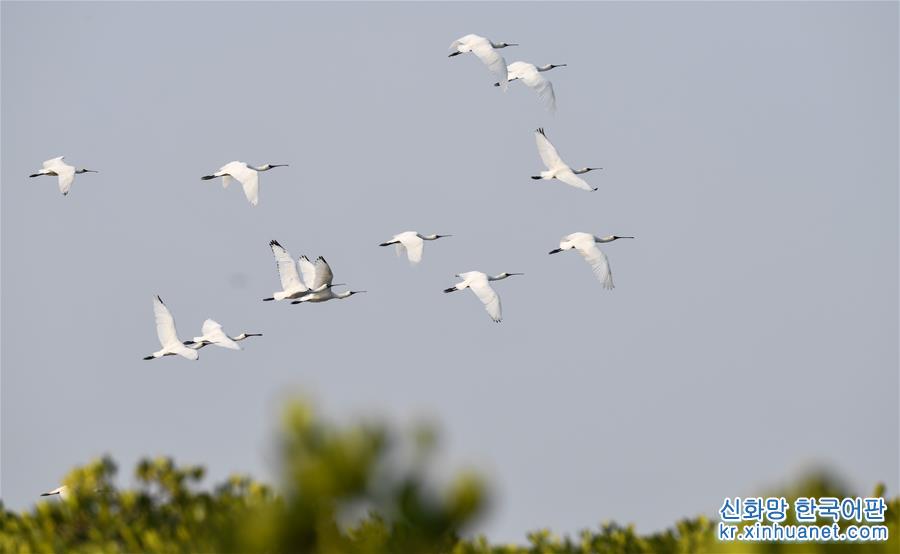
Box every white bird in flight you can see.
[184,319,262,350]
[263,240,334,301]
[201,161,287,206]
[40,486,70,500]
[29,156,97,196]
[531,128,601,191]
[549,233,634,289]
[290,256,365,304]
[143,296,199,361]
[379,231,452,265]
[443,271,523,322]
[495,62,566,112]
[449,34,518,91]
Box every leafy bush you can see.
[1,400,896,553]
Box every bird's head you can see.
[579,167,601,173]
[539,64,567,71]
[493,42,518,49]
[76,168,98,174]
[236,333,263,340]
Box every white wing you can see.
[270,241,305,292]
[398,234,424,264]
[56,166,75,195]
[469,280,502,322]
[535,129,566,170]
[555,168,594,191]
[153,296,181,348]
[312,257,334,289]
[200,319,241,350]
[471,40,508,91]
[225,163,259,206]
[518,67,556,112]
[42,156,65,169]
[298,256,317,289]
[221,174,233,189]
[172,343,200,360]
[394,243,406,258]
[579,243,614,289]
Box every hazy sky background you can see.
[2,1,897,541]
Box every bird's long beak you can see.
[271,164,289,168]
[247,333,263,337]
[620,236,635,239]
[548,248,563,254]
[84,169,99,173]
[555,64,568,68]
[507,43,519,47]
[437,234,453,238]
[448,51,461,57]
[508,272,524,276]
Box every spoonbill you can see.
[142,296,199,361]
[532,128,601,191]
[263,240,330,301]
[29,156,97,196]
[290,257,365,304]
[495,62,566,112]
[201,161,287,206]
[379,231,451,265]
[443,271,522,322]
[40,486,70,500]
[184,319,261,350]
[449,34,517,91]
[549,233,633,289]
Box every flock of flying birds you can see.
[28,33,634,381]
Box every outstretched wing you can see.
[56,166,75,195]
[470,38,508,91]
[520,70,556,112]
[298,256,317,289]
[580,244,614,289]
[535,128,565,170]
[200,319,241,350]
[221,174,233,189]
[398,234,424,264]
[42,156,65,169]
[153,296,180,348]
[270,241,305,292]
[227,163,260,206]
[555,168,594,191]
[469,281,502,322]
[312,257,334,289]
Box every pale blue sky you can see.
[2,1,897,541]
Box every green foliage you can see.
[1,400,896,553]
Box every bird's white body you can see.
[380,231,450,265]
[29,156,96,196]
[449,34,516,91]
[444,271,522,322]
[144,296,199,360]
[533,129,599,191]
[550,233,633,289]
[202,161,286,206]
[41,486,70,500]
[187,327,262,350]
[188,319,242,350]
[504,62,564,112]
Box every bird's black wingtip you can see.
[142,355,154,360]
[443,287,456,293]
[200,175,216,180]
[536,127,545,135]
[530,176,542,180]
[262,297,274,301]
